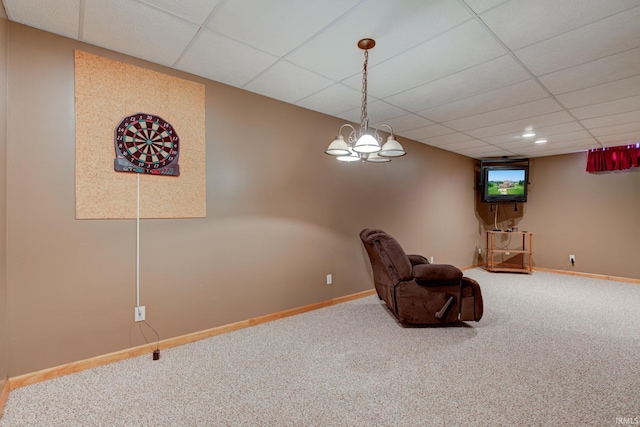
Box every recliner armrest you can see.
[407,254,429,266]
[412,263,462,284]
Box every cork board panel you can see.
[74,50,206,219]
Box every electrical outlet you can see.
[134,306,145,322]
[430,256,434,263]
[570,254,575,264]
[478,247,482,255]
[326,274,332,285]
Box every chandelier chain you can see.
[360,49,369,130]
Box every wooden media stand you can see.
[486,230,533,273]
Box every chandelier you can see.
[325,38,406,163]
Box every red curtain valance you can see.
[586,145,640,173]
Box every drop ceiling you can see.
[3,0,640,159]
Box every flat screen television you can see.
[481,165,529,203]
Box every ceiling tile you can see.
[401,124,455,141]
[465,111,574,138]
[515,147,589,157]
[418,79,548,123]
[466,150,518,160]
[481,122,585,144]
[140,0,221,25]
[541,138,599,149]
[83,0,200,67]
[437,139,489,151]
[3,0,79,39]
[492,139,534,150]
[530,122,588,137]
[370,113,434,133]
[495,131,592,151]
[294,84,361,117]
[462,0,510,14]
[535,130,593,143]
[569,94,640,120]
[556,75,640,108]
[341,19,506,98]
[514,138,597,156]
[420,132,476,147]
[284,0,472,81]
[539,47,640,95]
[454,146,514,158]
[589,122,640,138]
[443,98,563,132]
[176,29,278,87]
[580,110,640,129]
[514,6,640,76]
[385,55,530,112]
[359,101,409,124]
[332,98,401,125]
[206,0,360,57]
[598,133,640,145]
[243,61,334,104]
[479,0,640,51]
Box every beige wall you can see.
[5,23,477,377]
[523,153,639,278]
[0,16,8,392]
[474,154,640,279]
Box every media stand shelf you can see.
[485,230,532,274]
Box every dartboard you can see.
[114,113,180,176]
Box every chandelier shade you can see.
[337,149,360,162]
[379,135,407,157]
[365,152,392,162]
[325,135,351,156]
[353,132,381,153]
[325,39,406,163]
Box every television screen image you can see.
[481,164,529,203]
[486,169,526,196]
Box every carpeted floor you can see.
[1,268,639,426]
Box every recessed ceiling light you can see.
[534,139,547,144]
[522,132,536,138]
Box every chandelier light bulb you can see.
[353,133,381,153]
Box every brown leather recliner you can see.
[360,229,483,326]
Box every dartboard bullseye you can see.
[114,113,180,176]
